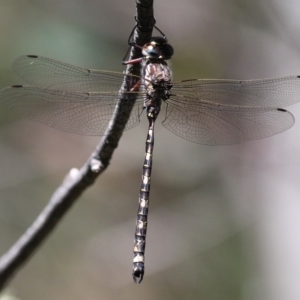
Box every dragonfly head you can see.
[142,36,174,60]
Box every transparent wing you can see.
[0,85,144,135]
[171,76,300,108]
[12,55,142,92]
[162,98,294,145]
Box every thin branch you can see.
[0,0,155,291]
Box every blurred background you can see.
[1,0,300,299]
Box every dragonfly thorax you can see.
[143,61,172,121]
[143,61,172,100]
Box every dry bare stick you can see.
[0,0,155,290]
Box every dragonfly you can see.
[1,27,300,284]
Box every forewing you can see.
[172,76,300,108]
[0,85,144,135]
[163,99,294,145]
[12,55,141,92]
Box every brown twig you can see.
[0,0,155,290]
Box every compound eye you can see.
[150,36,168,45]
[162,44,174,60]
[148,47,160,57]
[143,44,161,58]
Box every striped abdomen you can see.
[132,117,155,283]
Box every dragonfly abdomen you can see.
[132,115,155,283]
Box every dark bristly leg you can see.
[132,113,156,283]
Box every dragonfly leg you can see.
[130,80,141,92]
[122,57,143,65]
